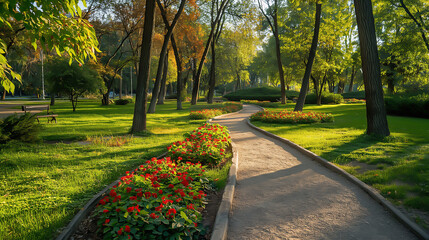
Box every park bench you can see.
[21,105,58,123]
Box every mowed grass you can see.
[0,99,229,240]
[251,103,429,219]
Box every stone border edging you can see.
[210,141,238,240]
[55,152,167,240]
[245,108,429,240]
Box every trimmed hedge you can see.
[115,98,134,105]
[223,87,299,102]
[385,93,429,119]
[342,91,366,100]
[305,92,343,104]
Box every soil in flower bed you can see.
[70,188,224,240]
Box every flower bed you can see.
[189,102,243,119]
[250,110,334,124]
[167,123,231,167]
[93,123,232,239]
[95,158,209,239]
[344,98,366,104]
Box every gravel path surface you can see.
[212,104,417,240]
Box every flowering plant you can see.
[95,157,209,240]
[250,110,334,124]
[344,98,366,104]
[240,100,281,108]
[167,123,231,167]
[189,102,242,119]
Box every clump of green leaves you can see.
[0,113,41,143]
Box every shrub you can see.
[95,158,209,240]
[115,98,133,105]
[223,87,299,102]
[189,109,223,120]
[250,110,334,124]
[344,98,366,104]
[167,123,231,167]
[221,102,243,113]
[240,100,282,108]
[385,93,429,119]
[0,113,41,143]
[342,91,366,100]
[305,92,343,104]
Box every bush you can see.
[385,93,429,119]
[189,109,223,120]
[250,110,334,124]
[305,92,343,104]
[223,87,299,102]
[167,123,231,167]
[221,102,243,113]
[0,113,41,143]
[115,98,134,105]
[240,100,283,108]
[342,91,366,100]
[344,98,366,104]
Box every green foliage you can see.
[0,0,99,93]
[342,91,366,100]
[385,93,429,119]
[305,92,343,104]
[241,100,283,108]
[224,87,299,102]
[114,98,134,105]
[46,58,105,111]
[189,102,243,120]
[0,113,41,143]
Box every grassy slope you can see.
[252,103,429,221]
[0,100,228,240]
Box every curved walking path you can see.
[212,104,417,240]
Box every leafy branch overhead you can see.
[0,0,100,93]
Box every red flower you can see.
[125,225,131,233]
[155,204,164,211]
[104,219,110,225]
[116,208,121,212]
[187,204,194,210]
[126,187,132,193]
[127,206,134,212]
[150,213,159,219]
[168,184,174,188]
[167,208,177,216]
[118,228,123,235]
[103,209,109,213]
[194,222,198,227]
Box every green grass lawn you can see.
[252,103,429,225]
[0,99,230,240]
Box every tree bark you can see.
[207,40,216,104]
[273,19,286,104]
[294,3,322,111]
[50,94,55,106]
[131,0,156,133]
[349,65,356,92]
[1,90,5,100]
[148,0,186,113]
[158,51,168,105]
[354,0,390,136]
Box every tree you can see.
[148,0,186,113]
[0,0,99,93]
[294,2,322,111]
[258,0,287,104]
[354,0,390,136]
[131,0,157,133]
[46,58,104,112]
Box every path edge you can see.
[56,152,167,240]
[246,108,429,240]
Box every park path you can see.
[212,104,417,240]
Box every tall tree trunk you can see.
[349,65,355,92]
[294,3,322,111]
[207,41,216,104]
[119,69,123,99]
[387,78,395,94]
[1,90,5,100]
[102,92,110,105]
[191,0,231,105]
[354,0,390,136]
[171,36,183,110]
[131,0,156,133]
[148,0,186,113]
[273,28,286,104]
[158,52,169,105]
[50,94,55,106]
